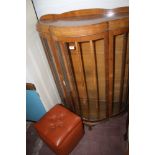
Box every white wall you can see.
[26,0,61,111]
[33,0,129,18]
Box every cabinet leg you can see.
[88,125,92,130]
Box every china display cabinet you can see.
[36,7,129,126]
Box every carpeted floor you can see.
[26,113,128,155]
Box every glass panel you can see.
[68,39,107,121]
[40,37,65,102]
[113,34,129,115]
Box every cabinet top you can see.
[39,7,128,27]
[37,7,128,39]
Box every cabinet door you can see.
[39,20,129,121]
[54,32,110,121]
[39,34,74,110]
[108,18,129,116]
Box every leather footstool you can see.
[34,104,84,155]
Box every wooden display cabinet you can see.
[36,7,129,126]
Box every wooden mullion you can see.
[125,58,129,107]
[104,32,110,118]
[90,40,100,119]
[119,33,128,111]
[108,31,115,116]
[66,43,83,116]
[125,33,129,106]
[75,42,90,120]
